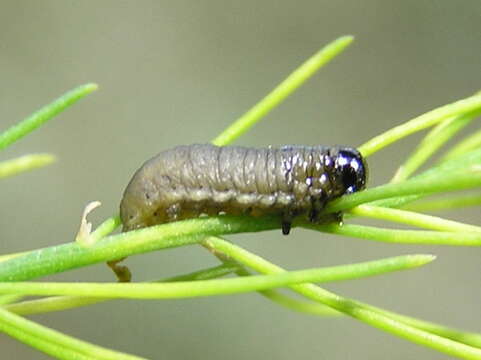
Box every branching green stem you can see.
[2,36,481,360]
[0,215,279,282]
[203,237,481,359]
[2,208,481,284]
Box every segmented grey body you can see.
[120,144,367,234]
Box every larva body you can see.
[120,144,367,234]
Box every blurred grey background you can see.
[1,1,480,359]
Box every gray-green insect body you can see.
[120,144,367,234]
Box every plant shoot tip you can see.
[340,34,355,41]
[414,254,437,265]
[84,83,99,91]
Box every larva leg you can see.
[308,208,319,223]
[331,211,343,224]
[107,259,132,282]
[308,199,324,223]
[281,221,291,235]
[281,210,294,235]
[308,189,328,223]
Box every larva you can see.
[120,144,367,235]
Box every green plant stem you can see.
[257,289,340,316]
[203,237,481,359]
[89,215,121,242]
[240,265,481,349]
[369,194,425,209]
[0,294,23,305]
[3,38,480,360]
[0,322,92,360]
[443,128,481,161]
[370,147,481,208]
[358,92,481,157]
[233,267,340,317]
[401,193,481,212]
[373,309,481,350]
[349,205,481,232]
[0,84,98,151]
[213,238,481,349]
[0,254,433,298]
[325,165,481,213]
[211,36,353,146]
[2,208,481,283]
[0,216,120,265]
[0,154,56,179]
[310,223,481,245]
[420,147,481,175]
[391,111,479,183]
[6,263,340,318]
[0,215,280,281]
[202,242,341,317]
[0,307,145,360]
[4,263,240,316]
[0,251,29,263]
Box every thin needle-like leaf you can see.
[391,111,480,183]
[442,127,481,161]
[212,36,353,146]
[0,307,145,360]
[311,223,481,246]
[326,165,481,213]
[349,205,481,232]
[4,263,240,316]
[0,84,98,151]
[401,192,481,212]
[358,91,481,157]
[0,154,56,179]
[0,254,433,298]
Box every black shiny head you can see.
[333,147,367,194]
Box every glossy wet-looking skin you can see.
[334,148,367,195]
[120,144,367,234]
